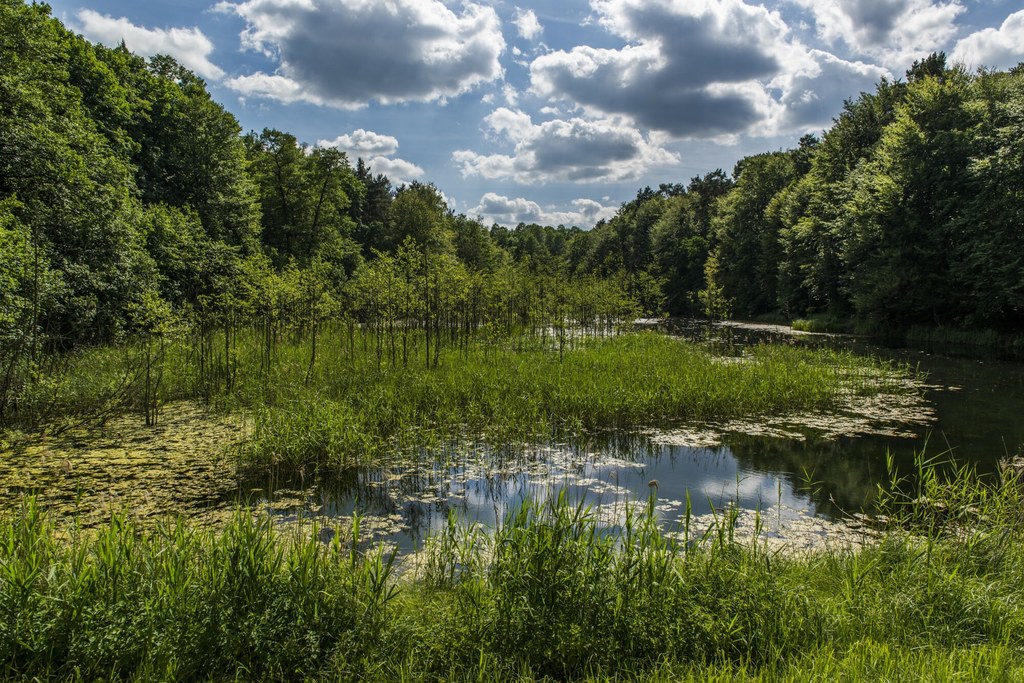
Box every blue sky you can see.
[45,0,1024,228]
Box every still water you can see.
[4,325,1023,550]
[261,325,1024,550]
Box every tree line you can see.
[576,53,1024,333]
[0,1,640,425]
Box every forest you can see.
[4,1,1024,423]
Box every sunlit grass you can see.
[1,327,913,471]
[2,457,1022,681]
[234,330,911,471]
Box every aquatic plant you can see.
[4,456,1020,681]
[236,331,911,473]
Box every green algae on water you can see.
[0,401,249,528]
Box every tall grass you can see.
[4,456,1021,681]
[234,330,906,472]
[0,503,398,681]
[2,323,909,455]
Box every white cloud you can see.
[502,83,520,106]
[219,0,505,107]
[362,156,425,186]
[529,0,796,138]
[952,10,1024,71]
[75,9,224,80]
[484,107,534,140]
[318,129,422,185]
[766,49,891,134]
[454,108,679,184]
[229,73,312,103]
[471,192,617,227]
[318,129,399,157]
[793,0,965,69]
[527,0,894,139]
[513,8,543,41]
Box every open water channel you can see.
[3,323,1023,553]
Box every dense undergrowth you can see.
[2,457,1022,681]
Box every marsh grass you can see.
[232,330,908,473]
[3,456,1021,681]
[0,501,399,681]
[790,315,853,334]
[1,324,913,481]
[2,339,197,434]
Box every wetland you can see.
[4,324,1024,682]
[5,322,1019,554]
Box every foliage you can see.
[4,3,1024,426]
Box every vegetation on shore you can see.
[2,321,909,473]
[2,457,1022,681]
[4,0,1024,432]
[3,3,1022,680]
[236,331,908,471]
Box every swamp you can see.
[3,319,1024,681]
[4,3,1024,678]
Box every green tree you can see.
[123,54,260,247]
[842,67,974,327]
[948,67,1024,328]
[714,153,797,317]
[388,182,452,254]
[0,0,159,346]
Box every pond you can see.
[3,323,1023,552]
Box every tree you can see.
[123,54,260,247]
[947,68,1024,328]
[0,0,159,347]
[388,182,452,254]
[714,152,796,317]
[452,214,500,271]
[651,194,707,315]
[841,66,974,327]
[352,158,393,256]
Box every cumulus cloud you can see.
[229,73,312,104]
[513,8,543,41]
[529,0,800,138]
[767,50,890,133]
[219,0,505,107]
[793,0,965,68]
[361,156,425,186]
[318,129,423,185]
[952,10,1024,71]
[318,129,399,157]
[75,9,224,80]
[527,0,895,139]
[453,108,679,184]
[471,193,617,228]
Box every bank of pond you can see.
[2,327,1024,680]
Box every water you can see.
[5,325,1024,550]
[258,326,1024,550]
[263,435,819,552]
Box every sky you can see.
[44,0,1024,229]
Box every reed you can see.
[236,331,908,472]
[0,501,398,681]
[4,455,1019,681]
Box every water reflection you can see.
[5,321,1023,555]
[260,433,851,552]
[256,323,1024,553]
